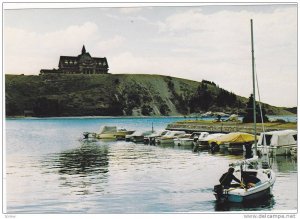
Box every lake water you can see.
[4,117,298,213]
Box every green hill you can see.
[5,74,293,117]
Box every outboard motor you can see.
[213,184,224,200]
[83,132,89,139]
[149,137,156,145]
[211,142,219,153]
[192,145,198,153]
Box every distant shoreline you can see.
[5,114,297,120]
[5,115,189,119]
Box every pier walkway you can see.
[166,121,297,134]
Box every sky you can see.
[3,3,298,107]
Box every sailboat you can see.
[213,19,276,203]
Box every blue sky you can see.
[3,3,297,107]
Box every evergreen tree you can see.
[243,94,269,123]
[188,83,212,113]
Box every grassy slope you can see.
[5,74,294,117]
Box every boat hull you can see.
[174,139,194,146]
[98,133,117,139]
[156,138,175,145]
[132,136,145,143]
[257,145,295,156]
[115,131,135,140]
[214,183,273,203]
[226,187,271,203]
[99,131,135,140]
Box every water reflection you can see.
[41,141,111,195]
[53,141,110,175]
[271,156,297,172]
[156,143,194,151]
[214,195,275,211]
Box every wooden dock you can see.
[166,120,297,134]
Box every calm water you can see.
[4,117,298,213]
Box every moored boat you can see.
[194,133,224,151]
[192,132,210,147]
[125,130,154,143]
[208,132,256,153]
[173,132,202,146]
[144,130,168,145]
[98,126,134,140]
[115,128,135,140]
[256,130,297,156]
[156,131,186,145]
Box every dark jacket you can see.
[219,172,241,187]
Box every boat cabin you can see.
[258,130,297,147]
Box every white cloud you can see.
[119,7,143,14]
[152,6,297,107]
[3,6,297,107]
[4,22,99,73]
[95,36,126,53]
[4,22,127,73]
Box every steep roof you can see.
[57,46,109,68]
[59,56,78,61]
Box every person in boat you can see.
[219,167,242,189]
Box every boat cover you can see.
[208,132,256,145]
[258,130,297,147]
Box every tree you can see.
[159,103,170,115]
[33,97,62,116]
[216,89,237,107]
[189,84,213,113]
[243,94,269,123]
[141,104,152,116]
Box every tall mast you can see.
[251,19,257,154]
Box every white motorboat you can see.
[192,132,210,147]
[256,130,297,156]
[156,131,186,145]
[125,130,154,143]
[194,133,225,151]
[214,157,276,203]
[173,132,203,146]
[144,130,168,145]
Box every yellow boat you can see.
[98,126,134,140]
